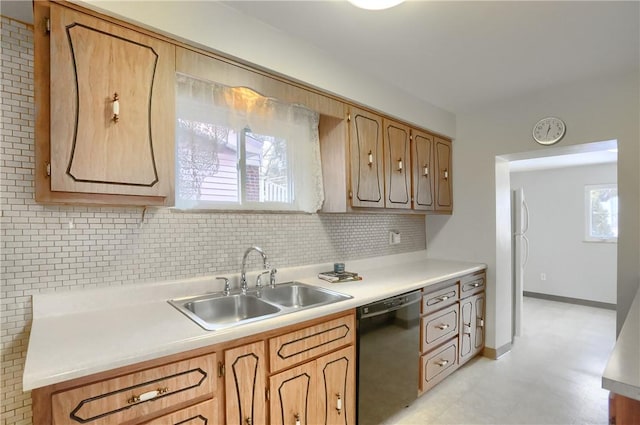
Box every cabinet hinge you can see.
[266,388,270,401]
[46,162,51,177]
[45,17,51,34]
[218,362,225,378]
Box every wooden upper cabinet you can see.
[412,129,435,211]
[38,3,175,205]
[434,137,453,212]
[348,107,384,208]
[383,119,411,209]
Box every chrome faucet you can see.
[240,246,268,295]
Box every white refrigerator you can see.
[512,187,529,338]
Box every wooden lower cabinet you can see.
[610,393,640,425]
[269,346,355,425]
[141,399,217,425]
[224,341,267,425]
[459,292,486,366]
[50,353,217,425]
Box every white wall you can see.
[511,163,617,304]
[81,0,456,138]
[427,70,639,350]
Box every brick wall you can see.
[0,17,426,425]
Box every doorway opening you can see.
[496,139,618,341]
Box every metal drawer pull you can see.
[443,168,449,180]
[367,151,373,167]
[112,93,120,122]
[246,417,252,425]
[436,295,449,302]
[472,282,480,287]
[478,318,485,327]
[336,393,342,414]
[435,359,449,367]
[436,323,450,330]
[127,387,168,404]
[464,323,472,334]
[423,165,429,177]
[295,413,301,425]
[397,158,403,172]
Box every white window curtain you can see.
[175,73,324,212]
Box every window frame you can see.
[584,183,618,243]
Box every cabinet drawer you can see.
[269,313,355,373]
[141,399,218,425]
[460,272,485,297]
[419,338,458,394]
[52,353,217,425]
[421,303,459,353]
[422,282,458,315]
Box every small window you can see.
[584,184,618,242]
[174,74,323,212]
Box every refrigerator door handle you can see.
[522,199,530,234]
[522,234,530,268]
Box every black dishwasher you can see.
[356,289,422,425]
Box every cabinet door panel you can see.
[383,120,411,209]
[316,346,355,425]
[459,298,473,362]
[225,341,266,425]
[270,362,317,425]
[473,293,486,352]
[349,107,384,207]
[51,354,216,425]
[412,130,434,210]
[141,399,217,425]
[49,4,174,198]
[434,138,452,211]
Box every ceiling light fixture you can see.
[348,0,405,10]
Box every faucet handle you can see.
[216,276,231,296]
[269,268,278,287]
[256,270,270,289]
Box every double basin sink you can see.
[169,281,352,331]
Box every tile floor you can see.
[386,296,617,424]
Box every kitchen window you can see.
[175,74,323,212]
[584,184,618,242]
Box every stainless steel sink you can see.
[260,282,352,308]
[169,282,352,331]
[169,293,281,331]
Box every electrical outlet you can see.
[389,231,401,245]
[540,273,547,281]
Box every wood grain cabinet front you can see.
[434,137,453,212]
[36,2,175,206]
[421,303,459,353]
[269,313,355,373]
[348,107,385,208]
[269,346,355,425]
[420,338,459,394]
[382,119,411,209]
[459,292,486,366]
[223,341,267,425]
[50,353,217,425]
[140,399,218,425]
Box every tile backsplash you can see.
[0,17,426,425]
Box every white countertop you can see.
[602,285,640,401]
[23,251,485,391]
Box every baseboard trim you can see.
[524,291,616,310]
[483,342,511,360]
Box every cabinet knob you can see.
[443,168,449,180]
[423,165,429,177]
[336,393,342,414]
[295,413,301,425]
[367,151,373,167]
[245,417,252,425]
[397,158,403,172]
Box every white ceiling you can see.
[221,0,639,114]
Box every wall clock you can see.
[532,117,566,145]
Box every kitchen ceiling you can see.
[220,0,639,114]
